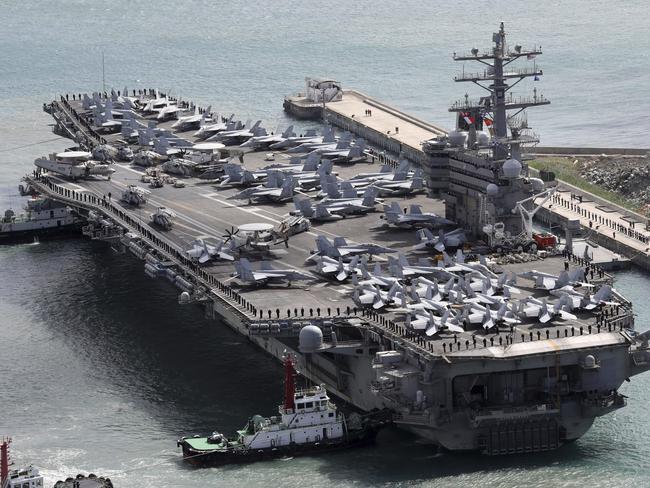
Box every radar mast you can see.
[449,22,550,159]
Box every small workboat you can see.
[178,355,384,466]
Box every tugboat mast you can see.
[283,355,296,411]
[450,21,550,159]
[1,438,11,487]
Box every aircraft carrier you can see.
[22,24,650,455]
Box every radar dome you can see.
[486,184,499,197]
[299,325,323,353]
[530,177,545,192]
[179,291,191,304]
[502,158,522,179]
[584,354,596,368]
[448,130,468,148]
[476,131,490,146]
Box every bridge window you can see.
[305,402,313,409]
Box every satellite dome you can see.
[179,291,191,304]
[299,325,323,353]
[530,177,545,192]
[486,183,499,197]
[448,130,468,148]
[476,131,490,146]
[502,158,522,179]
[584,354,596,368]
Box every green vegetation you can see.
[528,157,641,213]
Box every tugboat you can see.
[0,197,83,244]
[177,355,385,466]
[1,439,44,488]
[1,438,113,488]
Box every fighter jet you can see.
[314,256,360,282]
[519,268,587,290]
[461,302,520,329]
[352,282,404,310]
[233,258,311,287]
[550,284,617,311]
[171,105,212,131]
[193,115,236,140]
[381,202,454,229]
[306,235,395,263]
[293,199,343,222]
[407,309,464,336]
[186,238,235,263]
[207,120,265,144]
[414,228,467,252]
[268,128,324,150]
[229,175,296,204]
[240,125,296,149]
[516,296,577,324]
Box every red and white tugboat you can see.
[1,438,44,488]
[177,355,384,466]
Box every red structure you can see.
[283,354,296,411]
[1,437,11,486]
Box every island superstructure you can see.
[21,24,650,455]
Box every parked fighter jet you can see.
[229,175,296,204]
[550,284,617,311]
[240,125,296,149]
[207,120,264,144]
[516,296,577,323]
[314,256,360,281]
[268,128,323,150]
[381,202,454,229]
[415,228,467,252]
[193,115,235,140]
[407,309,464,336]
[293,199,343,222]
[306,235,395,263]
[233,258,311,287]
[186,238,235,263]
[519,268,587,290]
[352,282,404,310]
[171,105,212,131]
